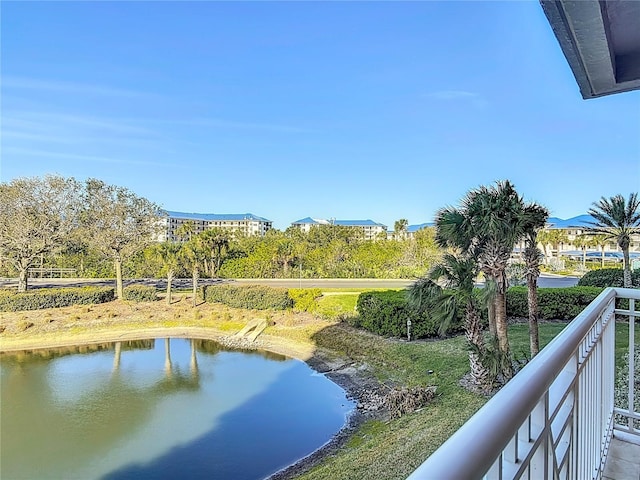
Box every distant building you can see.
[542,214,640,256]
[291,217,387,240]
[159,211,272,242]
[407,222,434,239]
[387,222,434,240]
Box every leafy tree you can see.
[274,236,297,277]
[521,204,549,357]
[0,175,81,292]
[408,254,490,391]
[81,179,162,299]
[394,218,409,240]
[588,193,640,288]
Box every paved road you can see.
[0,274,579,290]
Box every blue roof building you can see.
[160,210,273,241]
[291,217,387,240]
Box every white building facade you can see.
[290,217,387,241]
[159,211,273,242]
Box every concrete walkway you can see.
[604,437,640,479]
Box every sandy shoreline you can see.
[0,310,387,480]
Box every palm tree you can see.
[537,229,552,264]
[175,221,196,242]
[435,181,530,380]
[146,242,181,304]
[547,229,569,259]
[588,193,640,288]
[573,234,591,269]
[408,254,490,391]
[394,218,409,240]
[179,237,206,307]
[198,229,230,277]
[521,204,549,357]
[589,234,609,268]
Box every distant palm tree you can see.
[408,254,490,391]
[573,234,591,269]
[175,221,196,242]
[588,193,640,288]
[147,242,181,304]
[179,237,206,307]
[589,234,609,268]
[199,229,230,277]
[547,229,569,259]
[520,204,549,357]
[394,218,409,240]
[537,229,551,264]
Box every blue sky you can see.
[2,1,639,230]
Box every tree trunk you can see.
[527,276,539,357]
[623,248,632,288]
[601,247,605,268]
[494,292,509,354]
[494,291,513,379]
[466,306,490,391]
[114,259,124,299]
[581,248,586,269]
[192,267,199,307]
[166,271,173,305]
[487,301,496,338]
[18,267,28,293]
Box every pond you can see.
[0,338,354,479]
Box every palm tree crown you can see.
[588,193,640,288]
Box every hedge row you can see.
[354,290,465,339]
[506,286,604,320]
[577,268,640,288]
[200,284,294,310]
[353,286,607,339]
[0,287,116,312]
[122,285,158,302]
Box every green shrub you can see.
[288,288,322,312]
[0,287,115,312]
[507,286,604,320]
[123,285,158,302]
[577,268,640,288]
[201,284,293,310]
[355,290,464,339]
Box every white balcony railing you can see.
[408,287,640,480]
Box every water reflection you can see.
[1,338,352,480]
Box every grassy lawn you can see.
[297,318,638,480]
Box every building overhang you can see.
[540,0,640,98]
